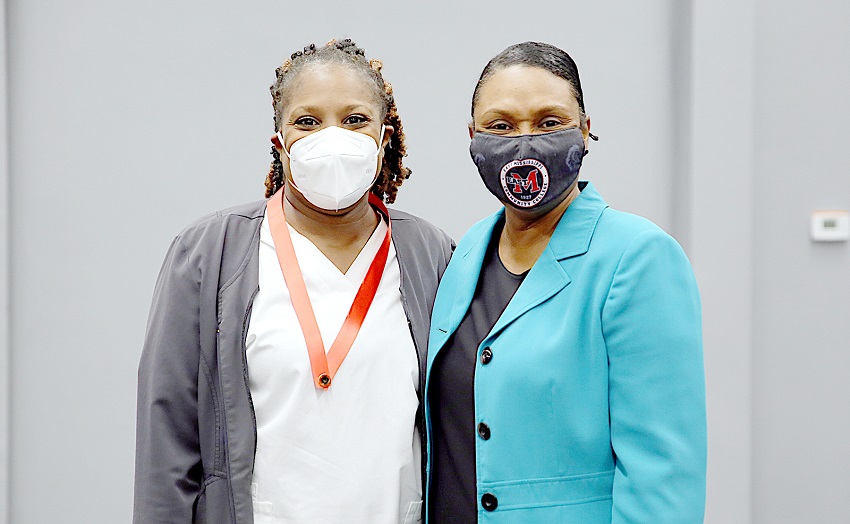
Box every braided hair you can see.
[264,39,410,203]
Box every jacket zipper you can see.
[240,286,260,464]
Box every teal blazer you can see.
[425,183,706,523]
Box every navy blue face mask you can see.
[469,127,586,209]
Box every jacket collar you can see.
[546,181,608,260]
[434,182,608,348]
[458,181,608,261]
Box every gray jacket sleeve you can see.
[134,235,202,522]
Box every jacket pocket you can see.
[193,476,224,524]
[478,470,614,512]
[193,488,206,524]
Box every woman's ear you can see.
[271,133,283,150]
[381,125,395,149]
[581,115,592,144]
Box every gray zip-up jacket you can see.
[134,199,454,523]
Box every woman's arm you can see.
[602,229,707,523]
[134,236,203,523]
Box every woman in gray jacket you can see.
[134,39,453,524]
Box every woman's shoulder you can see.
[388,207,455,249]
[597,207,672,241]
[598,207,668,238]
[387,207,455,274]
[174,199,267,244]
[450,210,503,254]
[595,207,689,262]
[154,199,267,287]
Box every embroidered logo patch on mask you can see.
[470,127,585,210]
[499,158,549,208]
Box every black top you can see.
[428,220,526,523]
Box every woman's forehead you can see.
[474,65,579,117]
[286,63,382,111]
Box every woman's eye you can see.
[294,116,319,127]
[541,119,563,128]
[487,122,511,131]
[343,114,369,126]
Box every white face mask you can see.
[279,125,384,211]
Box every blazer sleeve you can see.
[134,236,202,523]
[601,229,707,523]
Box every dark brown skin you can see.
[270,63,394,273]
[470,65,592,274]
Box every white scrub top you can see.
[246,212,422,524]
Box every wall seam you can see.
[0,0,10,521]
[669,0,693,251]
[746,4,757,519]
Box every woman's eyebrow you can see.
[531,104,574,115]
[339,104,372,112]
[289,105,323,115]
[290,104,374,116]
[477,104,574,119]
[477,108,514,119]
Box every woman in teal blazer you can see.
[425,42,706,523]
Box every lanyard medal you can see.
[266,188,391,389]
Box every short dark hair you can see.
[471,41,586,118]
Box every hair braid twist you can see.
[263,146,284,199]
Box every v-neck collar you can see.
[261,212,388,288]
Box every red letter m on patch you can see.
[507,170,540,193]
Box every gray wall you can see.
[751,1,850,522]
[1,0,847,522]
[0,0,9,521]
[688,2,755,522]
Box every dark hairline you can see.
[471,42,586,119]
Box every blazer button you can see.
[481,493,498,511]
[477,422,491,440]
[480,347,493,364]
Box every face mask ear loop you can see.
[371,124,387,187]
[277,131,291,159]
[377,124,386,149]
[278,130,306,197]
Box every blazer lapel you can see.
[487,245,570,339]
[432,182,609,352]
[486,182,608,339]
[428,212,503,355]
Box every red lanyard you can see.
[266,189,392,389]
